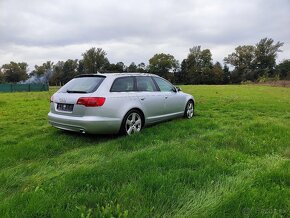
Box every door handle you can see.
[140,98,145,101]
[165,96,168,99]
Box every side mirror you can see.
[176,87,182,92]
[172,87,178,92]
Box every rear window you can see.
[59,76,105,93]
[110,77,134,92]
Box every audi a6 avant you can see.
[48,73,195,135]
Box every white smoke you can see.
[19,69,53,84]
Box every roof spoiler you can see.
[75,74,106,78]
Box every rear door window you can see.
[136,76,157,91]
[110,77,135,92]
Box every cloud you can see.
[0,0,289,68]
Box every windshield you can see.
[59,76,105,93]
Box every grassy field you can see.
[0,85,289,217]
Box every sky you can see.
[0,0,290,71]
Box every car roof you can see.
[76,72,160,78]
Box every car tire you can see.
[184,100,194,119]
[120,110,143,135]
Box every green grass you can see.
[0,85,289,217]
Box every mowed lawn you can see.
[0,85,289,217]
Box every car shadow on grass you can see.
[52,113,200,150]
[57,129,120,143]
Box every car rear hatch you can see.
[51,75,106,117]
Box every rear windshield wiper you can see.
[66,90,88,93]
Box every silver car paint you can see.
[48,73,194,134]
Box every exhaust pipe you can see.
[80,129,86,134]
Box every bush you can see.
[241,80,254,85]
[257,74,280,83]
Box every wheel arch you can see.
[185,95,195,108]
[126,107,145,127]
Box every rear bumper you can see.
[48,112,122,134]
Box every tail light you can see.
[76,97,106,107]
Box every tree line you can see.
[0,38,289,85]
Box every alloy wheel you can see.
[186,102,194,118]
[125,112,142,135]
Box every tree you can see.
[50,61,64,86]
[49,59,78,85]
[224,38,284,82]
[0,70,4,83]
[104,62,126,72]
[223,64,231,84]
[148,53,179,80]
[177,59,188,84]
[116,62,126,72]
[127,62,138,72]
[62,59,78,83]
[82,47,109,74]
[32,61,54,76]
[224,45,256,82]
[276,59,290,79]
[212,62,224,84]
[254,38,284,77]
[1,62,28,83]
[77,59,85,75]
[184,46,213,84]
[137,62,147,73]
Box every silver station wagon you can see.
[48,73,195,135]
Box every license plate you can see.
[57,103,74,112]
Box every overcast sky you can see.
[0,0,289,70]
